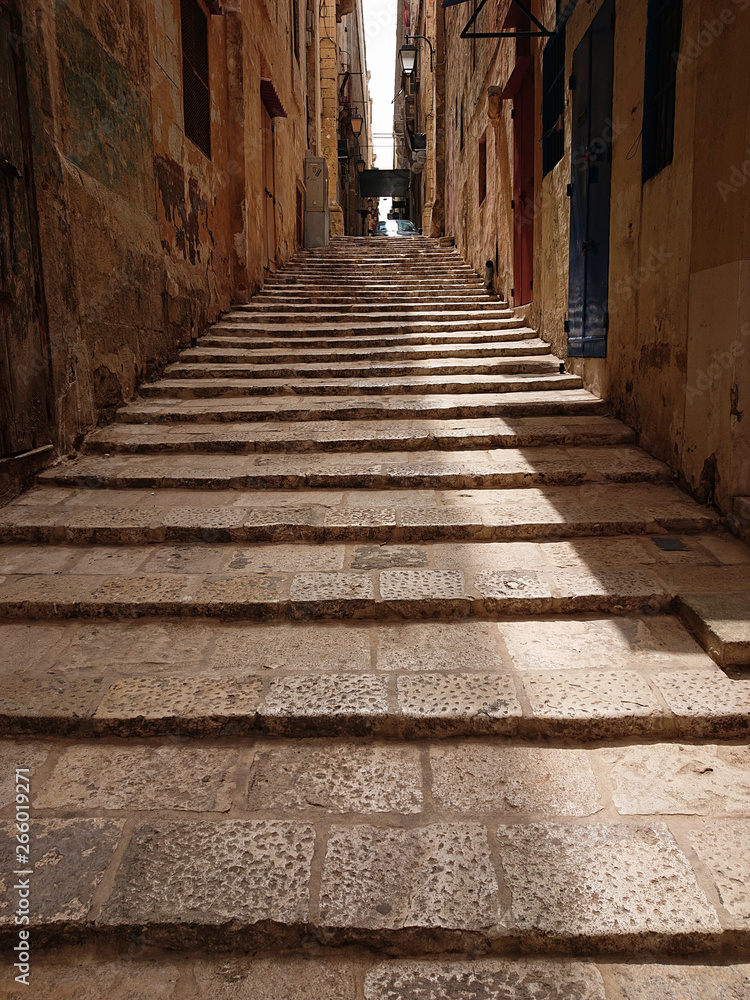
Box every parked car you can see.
[374,220,420,236]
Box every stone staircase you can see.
[1,236,749,997]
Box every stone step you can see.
[184,339,549,366]
[677,592,750,669]
[268,271,483,282]
[250,290,500,302]
[262,279,489,291]
[203,327,537,348]
[83,415,636,456]
[4,530,748,625]
[0,604,746,735]
[218,314,525,335]
[0,483,718,544]
[6,951,750,1000]
[116,388,609,424]
[136,372,584,399]
[226,308,516,325]
[192,340,542,365]
[162,354,556,382]
[1,734,749,953]
[247,292,504,305]
[35,445,670,491]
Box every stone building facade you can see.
[320,0,374,235]
[0,0,370,495]
[395,0,750,521]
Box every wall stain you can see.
[154,154,208,265]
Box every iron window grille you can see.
[181,0,211,158]
[542,25,565,176]
[642,0,682,181]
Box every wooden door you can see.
[567,0,615,357]
[262,107,276,272]
[0,4,51,456]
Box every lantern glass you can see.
[398,43,417,76]
[350,111,363,136]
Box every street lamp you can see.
[356,158,366,174]
[350,109,364,136]
[398,43,417,76]
[398,35,434,75]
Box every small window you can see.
[292,0,300,62]
[181,0,211,158]
[542,24,565,176]
[478,133,487,204]
[642,0,682,181]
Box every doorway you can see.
[512,64,535,306]
[0,4,51,457]
[262,106,276,271]
[567,0,615,357]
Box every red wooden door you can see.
[513,66,534,306]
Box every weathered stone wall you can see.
[434,0,750,516]
[16,0,307,456]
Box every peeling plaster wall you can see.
[17,0,308,455]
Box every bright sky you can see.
[363,0,397,217]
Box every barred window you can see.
[542,25,565,176]
[181,0,211,158]
[642,0,682,181]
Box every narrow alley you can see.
[1,238,749,996]
[2,0,750,996]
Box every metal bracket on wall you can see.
[442,0,551,40]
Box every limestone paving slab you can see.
[261,674,388,732]
[499,615,714,672]
[208,622,372,672]
[364,959,607,1000]
[495,822,721,946]
[102,820,316,934]
[0,673,106,728]
[34,746,238,811]
[653,670,750,737]
[602,744,750,815]
[0,743,49,807]
[377,620,503,671]
[318,823,499,934]
[523,670,665,737]
[677,592,750,667]
[396,673,522,734]
[610,962,750,1000]
[247,744,423,814]
[689,820,750,927]
[430,745,602,816]
[0,818,124,928]
[94,674,263,734]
